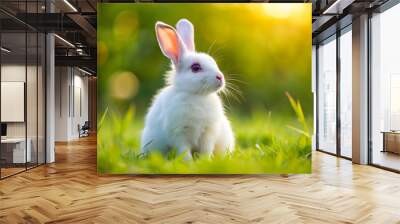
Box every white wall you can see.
[54,67,89,141]
[55,67,69,141]
[1,65,25,81]
[72,73,89,138]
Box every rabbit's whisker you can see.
[207,40,217,54]
[225,81,242,95]
[209,44,224,56]
[220,89,232,112]
[225,84,242,95]
[225,78,247,85]
[226,73,241,77]
[223,82,243,103]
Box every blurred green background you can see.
[97,3,312,174]
[98,3,312,116]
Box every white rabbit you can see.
[140,19,235,160]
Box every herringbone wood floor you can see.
[1,136,400,224]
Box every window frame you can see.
[315,22,353,161]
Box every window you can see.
[0,2,46,179]
[317,36,337,154]
[339,28,352,158]
[370,3,400,171]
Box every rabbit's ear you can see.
[155,21,185,65]
[176,19,195,52]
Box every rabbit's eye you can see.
[190,63,202,73]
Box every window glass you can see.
[318,36,337,154]
[1,30,28,177]
[339,28,352,158]
[371,3,400,171]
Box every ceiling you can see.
[311,0,390,43]
[1,0,394,74]
[0,0,97,74]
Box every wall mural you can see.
[97,3,312,174]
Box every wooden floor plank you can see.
[0,135,400,223]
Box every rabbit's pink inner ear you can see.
[156,25,181,64]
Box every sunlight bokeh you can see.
[109,71,139,100]
[261,3,309,19]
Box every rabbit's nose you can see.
[216,74,223,81]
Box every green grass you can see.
[97,94,312,174]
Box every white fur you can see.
[140,19,235,159]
